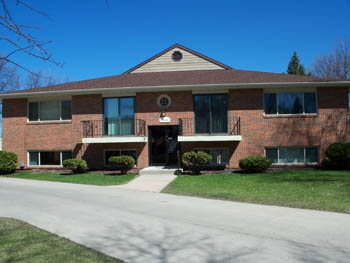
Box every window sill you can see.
[27,120,72,125]
[263,114,317,119]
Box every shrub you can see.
[239,155,271,173]
[0,151,18,175]
[325,142,350,170]
[108,155,135,174]
[182,151,212,175]
[62,159,88,173]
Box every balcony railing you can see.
[179,117,240,136]
[82,118,146,138]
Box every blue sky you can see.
[4,0,350,82]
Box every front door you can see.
[149,126,179,166]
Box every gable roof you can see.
[124,44,232,73]
[1,69,349,99]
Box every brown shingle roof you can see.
[3,69,338,95]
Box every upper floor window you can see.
[193,94,227,134]
[264,92,317,115]
[28,100,72,121]
[104,97,135,136]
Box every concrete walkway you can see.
[116,166,179,192]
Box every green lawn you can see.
[3,171,136,186]
[0,217,123,263]
[164,169,350,213]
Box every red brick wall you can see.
[2,87,349,169]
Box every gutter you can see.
[0,81,349,101]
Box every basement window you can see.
[28,151,72,166]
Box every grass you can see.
[164,169,350,213]
[0,217,123,263]
[2,171,136,186]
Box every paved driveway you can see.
[1,178,350,263]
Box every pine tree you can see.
[287,51,307,75]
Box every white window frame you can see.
[27,151,72,166]
[264,147,319,165]
[263,89,318,116]
[104,149,137,166]
[27,98,72,122]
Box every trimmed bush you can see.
[325,142,350,170]
[62,159,88,173]
[239,155,271,173]
[109,155,135,174]
[0,151,18,175]
[182,151,212,175]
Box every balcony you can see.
[82,118,147,143]
[178,117,242,142]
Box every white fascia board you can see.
[82,136,148,144]
[178,135,242,142]
[1,81,349,101]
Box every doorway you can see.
[149,125,179,166]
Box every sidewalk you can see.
[116,166,179,192]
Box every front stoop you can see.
[116,167,179,192]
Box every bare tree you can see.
[25,70,69,89]
[0,0,62,75]
[312,38,350,80]
[0,58,20,92]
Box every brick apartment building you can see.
[0,44,349,169]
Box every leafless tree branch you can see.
[0,0,62,79]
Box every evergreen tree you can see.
[287,51,307,75]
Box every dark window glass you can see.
[264,94,277,114]
[211,94,227,133]
[61,101,72,120]
[29,152,39,165]
[62,151,72,162]
[194,95,210,133]
[305,147,318,163]
[265,148,278,163]
[304,93,317,113]
[104,97,134,136]
[197,148,229,165]
[29,102,39,121]
[40,152,60,165]
[279,148,304,163]
[194,94,227,134]
[278,93,303,114]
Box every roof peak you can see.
[124,43,232,74]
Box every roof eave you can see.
[0,81,349,101]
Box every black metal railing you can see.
[82,118,146,138]
[179,117,240,136]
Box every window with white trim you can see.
[28,151,72,166]
[265,147,318,164]
[104,150,137,166]
[195,148,229,165]
[264,92,317,115]
[28,100,72,121]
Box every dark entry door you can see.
[149,126,179,166]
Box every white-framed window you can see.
[195,148,229,165]
[104,149,137,166]
[264,91,317,115]
[28,100,72,121]
[265,147,318,164]
[28,151,72,166]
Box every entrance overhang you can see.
[178,135,242,142]
[82,136,148,144]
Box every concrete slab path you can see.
[1,177,350,263]
[116,166,178,192]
